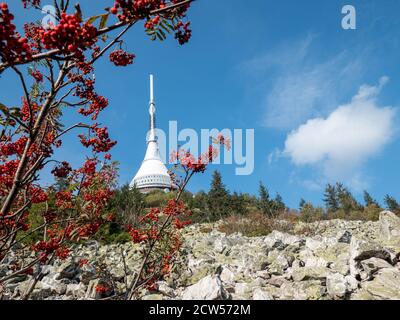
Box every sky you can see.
[1,0,400,209]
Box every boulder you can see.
[252,288,273,300]
[326,273,347,299]
[291,266,331,282]
[266,275,287,288]
[349,237,392,277]
[182,275,229,300]
[360,257,393,279]
[379,211,400,241]
[56,260,80,280]
[337,230,352,244]
[40,277,67,295]
[264,231,301,250]
[14,280,57,300]
[278,281,325,300]
[66,283,86,298]
[267,253,290,275]
[220,266,235,285]
[142,294,164,300]
[79,263,97,284]
[360,268,400,300]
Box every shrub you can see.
[218,212,274,237]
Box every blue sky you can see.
[1,0,400,208]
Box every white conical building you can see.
[130,75,174,193]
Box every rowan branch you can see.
[0,0,194,73]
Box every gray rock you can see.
[291,266,331,282]
[264,231,301,250]
[360,257,393,279]
[361,268,400,300]
[57,260,79,280]
[142,294,164,300]
[338,230,352,244]
[326,273,347,299]
[278,281,325,300]
[349,237,392,277]
[379,211,400,241]
[266,275,287,288]
[66,283,86,298]
[40,277,67,295]
[252,288,273,300]
[79,264,97,284]
[219,267,235,286]
[182,275,229,300]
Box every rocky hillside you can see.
[1,211,400,300]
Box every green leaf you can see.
[160,23,171,34]
[101,34,108,42]
[0,102,9,116]
[157,29,167,40]
[99,13,110,30]
[86,15,100,25]
[161,19,173,32]
[146,28,155,35]
[75,4,83,22]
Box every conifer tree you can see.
[272,193,286,215]
[363,191,380,207]
[323,184,339,212]
[230,192,247,215]
[299,198,307,210]
[336,183,362,213]
[207,171,230,219]
[110,184,145,226]
[384,195,400,213]
[257,181,273,217]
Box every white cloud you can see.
[283,77,396,182]
[243,34,365,130]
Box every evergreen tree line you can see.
[109,171,400,227]
[319,182,400,214]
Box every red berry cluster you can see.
[144,15,160,30]
[0,3,33,64]
[23,23,42,54]
[22,0,41,8]
[110,0,166,22]
[21,100,41,122]
[174,21,191,45]
[31,70,43,82]
[55,190,73,209]
[0,211,29,231]
[79,159,97,175]
[32,238,67,263]
[0,160,19,195]
[39,13,98,57]
[76,222,101,238]
[0,136,28,157]
[51,161,72,178]
[79,125,117,153]
[74,78,109,120]
[109,49,135,67]
[30,186,49,204]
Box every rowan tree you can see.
[0,0,196,299]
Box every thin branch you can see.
[54,122,90,140]
[90,22,136,65]
[0,0,194,72]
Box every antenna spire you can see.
[150,74,154,103]
[148,74,156,142]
